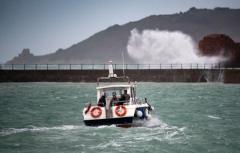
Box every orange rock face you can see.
[198,34,240,67]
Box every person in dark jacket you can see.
[118,90,130,105]
[123,90,130,102]
[98,92,106,107]
[110,92,118,106]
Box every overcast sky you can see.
[0,0,240,63]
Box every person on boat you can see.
[123,90,130,102]
[98,92,106,107]
[118,94,125,105]
[110,92,118,106]
[118,90,130,105]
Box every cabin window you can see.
[104,89,122,98]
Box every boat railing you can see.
[112,100,130,105]
[111,99,148,105]
[85,100,130,107]
[85,99,148,108]
[1,63,237,70]
[131,98,148,105]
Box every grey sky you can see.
[0,0,240,63]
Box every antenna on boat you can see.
[122,51,125,77]
[108,61,117,78]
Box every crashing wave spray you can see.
[142,115,163,127]
[127,29,226,64]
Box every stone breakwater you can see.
[0,69,239,83]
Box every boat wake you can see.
[131,115,171,128]
[142,116,163,127]
[88,116,187,150]
[0,125,83,136]
[136,116,187,141]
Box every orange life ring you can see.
[90,107,102,118]
[115,105,127,117]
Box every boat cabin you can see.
[96,84,137,107]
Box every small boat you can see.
[82,62,154,127]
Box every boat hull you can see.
[84,117,133,126]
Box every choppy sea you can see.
[0,82,240,153]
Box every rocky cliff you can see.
[198,34,240,66]
[9,49,35,64]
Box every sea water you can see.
[0,82,240,153]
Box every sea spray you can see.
[134,115,173,129]
[143,115,163,127]
[127,29,226,64]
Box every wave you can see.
[111,116,187,146]
[207,115,221,119]
[96,125,116,128]
[89,140,121,150]
[1,117,187,147]
[90,122,187,150]
[127,29,226,64]
[0,125,83,136]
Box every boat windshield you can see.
[104,89,122,97]
[97,86,132,103]
[99,87,128,98]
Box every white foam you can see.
[96,125,116,128]
[127,29,227,64]
[0,125,82,136]
[143,116,162,127]
[72,96,78,99]
[208,115,221,119]
[90,140,121,149]
[140,116,187,142]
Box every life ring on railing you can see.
[84,103,91,114]
[90,107,102,118]
[115,105,127,117]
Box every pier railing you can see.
[0,63,239,70]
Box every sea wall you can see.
[223,69,240,83]
[1,69,239,83]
